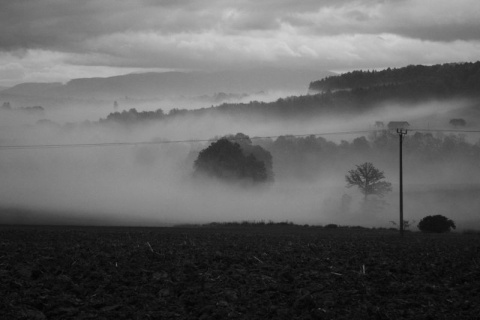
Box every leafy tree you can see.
[449,118,466,127]
[225,133,274,179]
[194,138,271,183]
[345,162,392,199]
[417,215,456,233]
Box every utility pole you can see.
[397,128,408,237]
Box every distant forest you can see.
[309,62,480,96]
[102,62,480,124]
[249,131,480,181]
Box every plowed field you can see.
[1,225,479,319]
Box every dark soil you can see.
[1,225,479,319]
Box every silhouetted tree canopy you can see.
[224,133,274,179]
[418,215,456,233]
[346,162,392,199]
[194,137,272,183]
[449,118,466,127]
[103,108,166,123]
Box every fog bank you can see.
[1,98,479,229]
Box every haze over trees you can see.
[309,62,480,96]
[100,62,480,124]
[449,118,466,127]
[193,135,273,183]
[257,131,480,180]
[184,129,480,188]
[2,61,480,228]
[345,162,392,200]
[223,133,274,181]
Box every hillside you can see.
[309,62,480,95]
[1,69,332,101]
[102,62,480,124]
[2,82,63,97]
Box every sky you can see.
[0,0,479,87]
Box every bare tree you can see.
[345,162,392,199]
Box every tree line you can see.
[193,133,462,232]
[192,130,480,182]
[101,62,480,125]
[252,130,479,181]
[309,62,480,98]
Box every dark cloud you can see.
[1,0,478,52]
[0,1,198,51]
[0,1,114,51]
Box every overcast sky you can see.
[1,0,479,87]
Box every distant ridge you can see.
[2,82,63,97]
[1,69,332,101]
[103,61,480,124]
[309,61,480,94]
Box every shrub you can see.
[417,215,456,233]
[325,224,338,229]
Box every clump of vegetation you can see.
[205,220,296,228]
[449,118,466,127]
[417,215,456,233]
[193,135,273,183]
[324,224,339,229]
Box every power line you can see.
[0,129,374,150]
[409,128,480,133]
[0,128,479,150]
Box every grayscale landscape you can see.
[1,1,480,319]
[2,63,479,229]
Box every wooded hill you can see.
[103,62,480,124]
[309,62,480,96]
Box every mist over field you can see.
[3,3,480,318]
[1,90,479,230]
